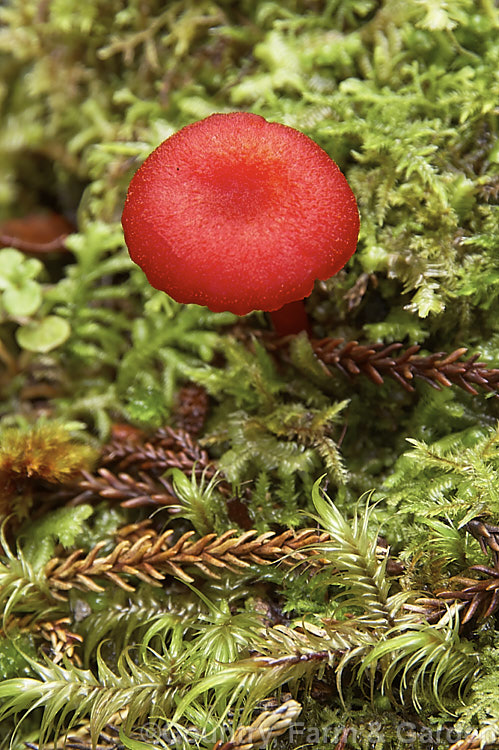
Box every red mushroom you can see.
[122,112,359,336]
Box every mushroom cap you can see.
[122,112,359,315]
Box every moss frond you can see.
[384,423,499,526]
[0,530,57,626]
[167,467,228,535]
[360,607,478,712]
[0,645,181,748]
[311,480,398,627]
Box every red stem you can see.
[269,299,311,337]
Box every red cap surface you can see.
[122,112,359,315]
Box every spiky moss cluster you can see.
[0,0,498,748]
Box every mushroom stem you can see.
[269,299,312,337]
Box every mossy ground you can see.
[0,1,498,748]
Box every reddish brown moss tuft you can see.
[0,421,97,521]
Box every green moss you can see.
[0,0,498,747]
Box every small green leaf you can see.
[0,249,43,288]
[3,280,42,316]
[22,256,44,280]
[16,315,71,353]
[0,248,25,287]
